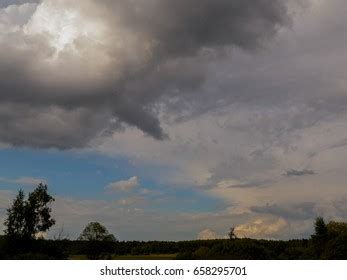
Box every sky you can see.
[0,0,347,241]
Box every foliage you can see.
[322,233,347,259]
[4,184,55,240]
[4,190,26,239]
[78,222,117,242]
[313,217,328,240]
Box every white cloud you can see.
[197,229,222,240]
[106,176,139,193]
[235,217,289,239]
[0,2,37,33]
[0,176,47,187]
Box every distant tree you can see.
[228,227,237,240]
[4,184,55,240]
[78,222,117,242]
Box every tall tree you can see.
[4,184,55,240]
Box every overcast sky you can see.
[0,0,347,241]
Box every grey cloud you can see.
[0,104,110,149]
[103,0,291,56]
[251,203,316,220]
[0,0,292,149]
[227,179,275,189]
[285,169,315,177]
[251,198,347,225]
[209,152,277,183]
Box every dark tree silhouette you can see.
[4,190,26,238]
[4,184,55,240]
[228,227,237,240]
[313,217,328,240]
[78,222,117,242]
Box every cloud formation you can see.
[197,229,221,240]
[106,176,139,193]
[235,217,288,239]
[0,0,292,149]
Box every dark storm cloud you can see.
[103,0,291,56]
[0,104,109,149]
[0,0,292,149]
[284,169,315,177]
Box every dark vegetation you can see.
[1,232,346,260]
[0,185,346,260]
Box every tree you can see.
[228,227,237,240]
[4,184,55,240]
[78,222,117,242]
[313,217,328,240]
[4,190,26,238]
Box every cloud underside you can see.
[0,0,291,149]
